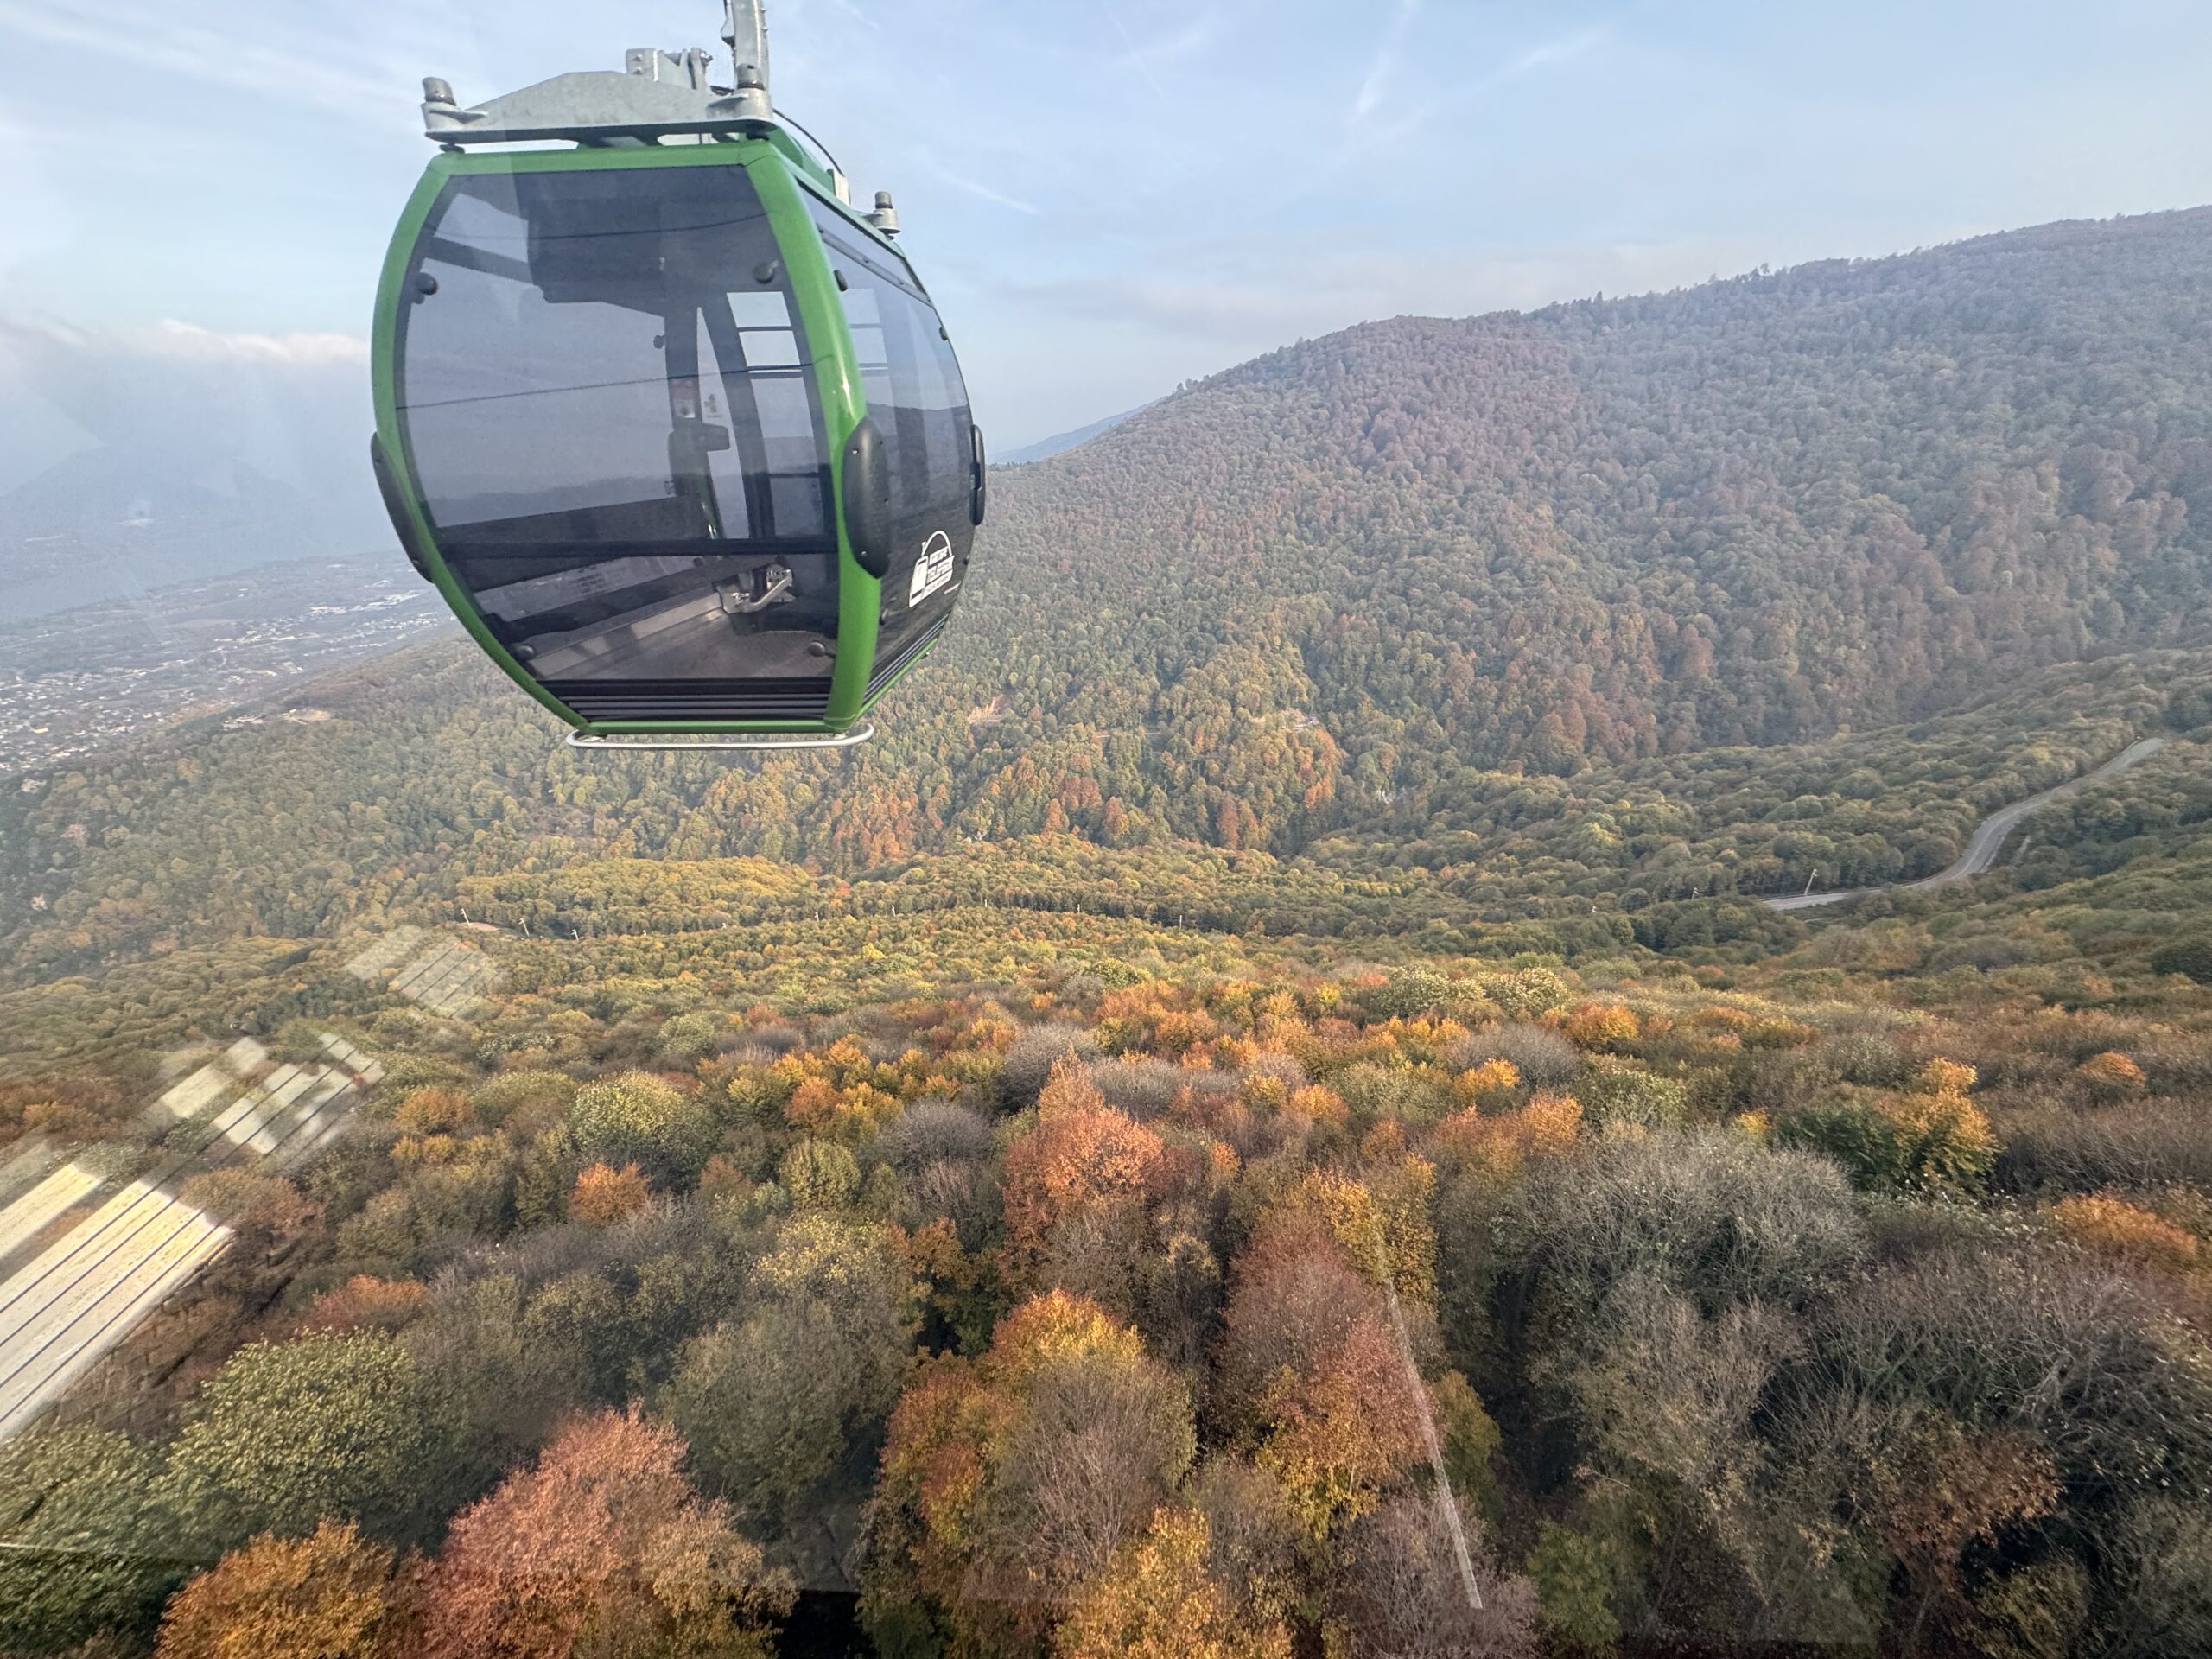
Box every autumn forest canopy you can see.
[4,207,2212,1658]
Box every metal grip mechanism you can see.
[721,0,772,111]
[419,1,778,143]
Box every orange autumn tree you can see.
[298,1276,429,1337]
[1437,1090,1584,1180]
[1256,1315,1428,1539]
[740,1031,1006,1141]
[1093,984,1221,1058]
[1560,1003,1640,1051]
[870,1291,1195,1655]
[569,1162,652,1226]
[156,1521,412,1659]
[417,1407,791,1659]
[1001,1058,1167,1278]
[1217,1214,1427,1537]
[392,1088,470,1136]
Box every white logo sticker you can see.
[908,530,955,606]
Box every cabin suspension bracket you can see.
[420,1,776,147]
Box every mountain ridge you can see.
[998,401,1156,464]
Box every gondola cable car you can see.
[370,1,986,752]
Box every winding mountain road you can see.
[1764,737,2169,912]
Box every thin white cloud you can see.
[0,0,461,133]
[136,320,370,365]
[1103,4,1170,102]
[984,235,1671,440]
[1005,234,1771,344]
[0,308,382,515]
[1349,0,1421,125]
[1477,22,1611,92]
[0,315,367,369]
[0,315,369,391]
[1343,18,1614,158]
[919,159,1045,218]
[814,0,882,30]
[1137,8,1232,67]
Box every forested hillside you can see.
[7,632,2210,1012]
[930,206,2212,849]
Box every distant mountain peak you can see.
[1000,401,1160,465]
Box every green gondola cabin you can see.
[371,10,984,748]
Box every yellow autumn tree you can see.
[1452,1058,1521,1104]
[1561,1004,1640,1051]
[1264,1166,1436,1304]
[1054,1508,1290,1659]
[1886,1061,1998,1193]
[1781,1058,1997,1194]
[873,1292,1194,1653]
[156,1521,411,1659]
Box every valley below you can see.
[0,555,451,775]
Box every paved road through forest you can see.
[1764,737,2170,912]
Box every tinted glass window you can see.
[804,195,976,676]
[397,164,836,690]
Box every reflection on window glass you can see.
[397,164,836,690]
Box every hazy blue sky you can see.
[5,0,2212,448]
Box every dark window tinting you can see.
[804,194,976,674]
[397,163,836,693]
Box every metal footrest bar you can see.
[567,722,874,753]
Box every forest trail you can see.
[1765,737,2170,912]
